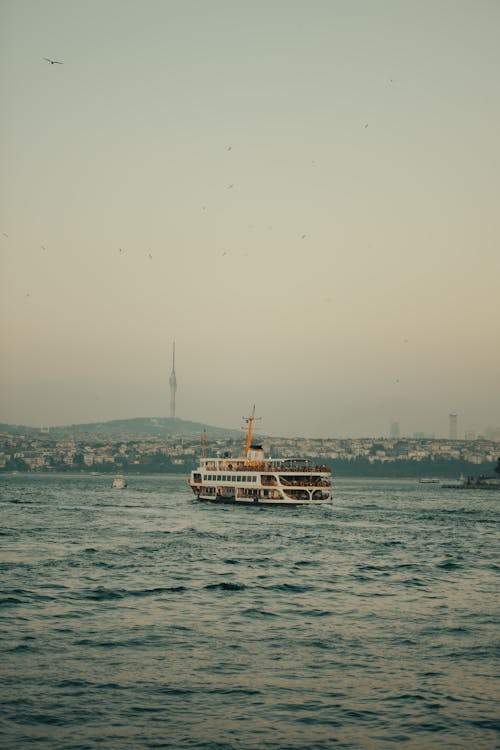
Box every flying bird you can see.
[43,57,63,65]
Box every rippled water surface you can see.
[1,474,499,749]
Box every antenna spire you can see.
[169,341,177,418]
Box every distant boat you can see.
[111,475,127,489]
[418,478,440,484]
[442,476,500,490]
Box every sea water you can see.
[1,474,498,749]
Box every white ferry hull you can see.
[193,493,330,507]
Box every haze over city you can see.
[1,1,499,438]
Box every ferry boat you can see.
[188,408,332,506]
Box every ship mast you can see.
[243,405,261,457]
[200,429,206,458]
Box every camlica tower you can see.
[169,342,177,418]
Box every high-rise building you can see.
[449,413,458,440]
[390,421,400,438]
[169,342,177,418]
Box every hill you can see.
[0,417,240,438]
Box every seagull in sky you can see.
[43,57,63,65]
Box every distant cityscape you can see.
[1,346,498,476]
[1,425,498,478]
[389,416,500,442]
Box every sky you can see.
[0,0,499,439]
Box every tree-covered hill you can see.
[0,417,240,438]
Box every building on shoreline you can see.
[1,429,498,475]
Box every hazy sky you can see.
[1,0,499,438]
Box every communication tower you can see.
[169,342,177,418]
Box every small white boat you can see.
[111,475,127,489]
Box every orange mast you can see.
[243,405,261,457]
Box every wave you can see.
[204,582,246,591]
[78,585,188,601]
[436,559,462,570]
[241,607,278,618]
[263,582,312,593]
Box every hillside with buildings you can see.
[1,425,498,478]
